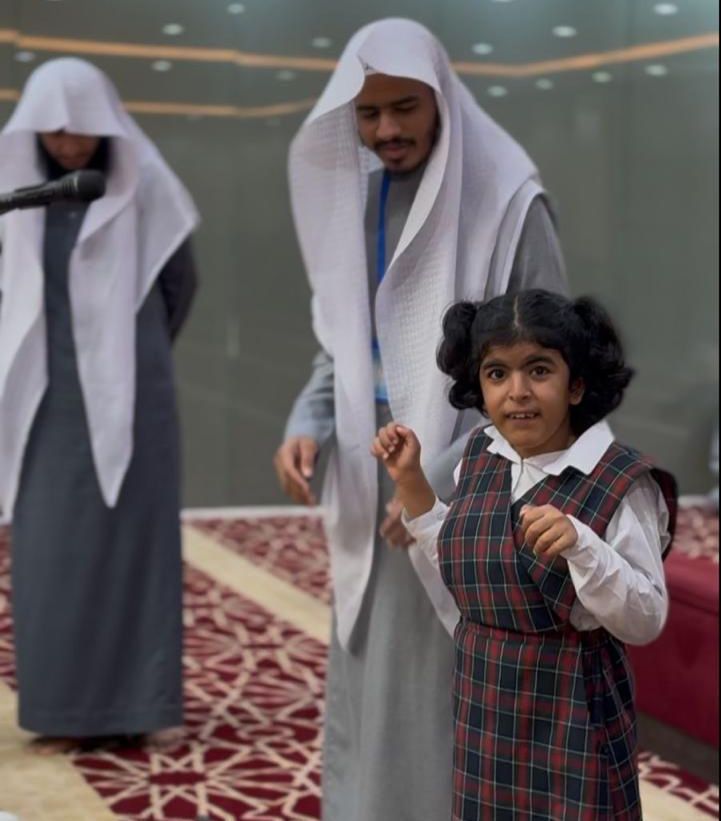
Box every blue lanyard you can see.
[376,170,391,284]
[372,171,391,357]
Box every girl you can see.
[371,289,676,820]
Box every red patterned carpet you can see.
[189,516,330,604]
[0,507,719,819]
[673,504,719,563]
[0,527,324,820]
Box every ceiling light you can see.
[227,3,245,12]
[488,85,508,97]
[654,3,678,15]
[472,43,494,56]
[311,37,333,49]
[536,78,554,90]
[14,51,36,63]
[553,25,578,38]
[276,70,297,81]
[162,23,184,36]
[152,60,173,72]
[592,71,613,83]
[645,63,669,76]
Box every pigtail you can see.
[437,301,483,410]
[572,296,634,431]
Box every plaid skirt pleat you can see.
[452,621,639,820]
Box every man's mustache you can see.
[374,138,414,151]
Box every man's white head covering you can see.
[289,19,545,646]
[0,58,199,515]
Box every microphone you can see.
[0,170,106,215]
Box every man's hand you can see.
[379,496,415,549]
[520,504,578,559]
[273,436,319,506]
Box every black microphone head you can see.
[58,170,106,203]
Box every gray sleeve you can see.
[0,218,4,308]
[284,348,336,446]
[424,429,471,503]
[506,197,569,296]
[157,237,198,341]
[425,198,567,504]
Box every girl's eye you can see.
[487,369,505,381]
[394,104,417,114]
[531,366,550,377]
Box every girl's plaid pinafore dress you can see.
[437,429,676,821]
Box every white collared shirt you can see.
[403,421,671,645]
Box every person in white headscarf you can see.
[274,18,569,820]
[0,58,199,749]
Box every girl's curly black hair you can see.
[436,289,634,435]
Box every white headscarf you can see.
[289,19,546,647]
[0,58,199,515]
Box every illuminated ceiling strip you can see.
[454,32,720,76]
[0,86,314,118]
[125,98,316,117]
[0,29,717,77]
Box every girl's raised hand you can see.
[370,422,422,483]
[520,504,578,559]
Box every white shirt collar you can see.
[484,420,615,476]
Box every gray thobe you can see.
[286,167,568,821]
[8,198,196,737]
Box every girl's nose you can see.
[508,373,531,401]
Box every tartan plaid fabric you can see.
[437,428,677,820]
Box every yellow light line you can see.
[0,87,315,118]
[0,28,717,77]
[125,98,316,118]
[454,32,720,76]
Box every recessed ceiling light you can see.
[472,43,494,56]
[276,70,297,81]
[311,37,333,49]
[645,63,669,76]
[14,51,36,63]
[553,25,578,38]
[491,0,514,3]
[592,71,613,83]
[162,23,184,36]
[654,3,678,15]
[152,60,173,72]
[536,78,554,90]
[227,3,245,12]
[488,85,508,97]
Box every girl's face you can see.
[479,341,584,459]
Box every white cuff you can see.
[401,496,446,536]
[563,516,603,565]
